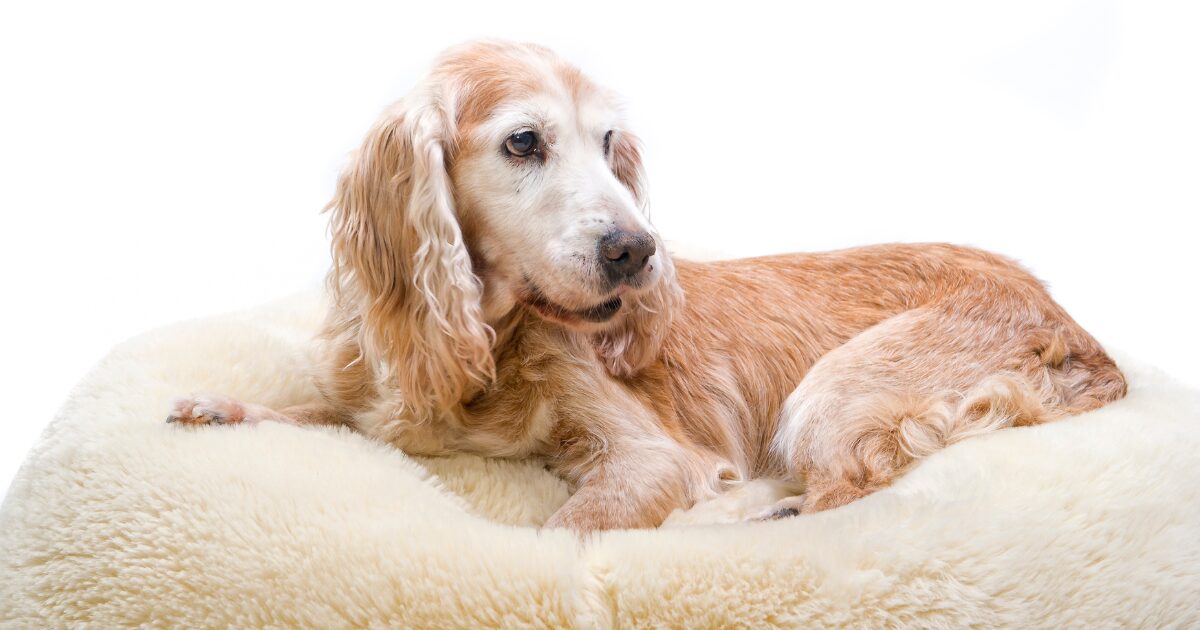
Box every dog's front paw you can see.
[166,394,252,426]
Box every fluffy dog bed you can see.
[2,290,1199,628]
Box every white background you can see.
[2,1,1198,498]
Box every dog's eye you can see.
[505,131,539,157]
[603,130,613,157]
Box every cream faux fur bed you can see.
[2,289,1199,628]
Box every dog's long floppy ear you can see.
[608,128,648,208]
[593,130,684,378]
[327,89,494,418]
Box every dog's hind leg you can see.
[766,298,1125,515]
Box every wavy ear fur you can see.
[327,89,493,418]
[593,254,684,378]
[608,128,648,208]
[593,130,684,378]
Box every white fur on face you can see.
[452,81,660,326]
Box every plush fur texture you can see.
[168,41,1127,531]
[2,291,1198,627]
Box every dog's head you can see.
[328,41,681,414]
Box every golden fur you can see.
[168,41,1126,532]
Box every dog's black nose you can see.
[599,229,656,280]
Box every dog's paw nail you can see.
[750,501,805,522]
[166,395,246,426]
[771,507,800,519]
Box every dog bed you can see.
[2,289,1199,628]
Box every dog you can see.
[168,40,1127,531]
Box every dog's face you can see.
[445,44,662,331]
[329,41,681,414]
